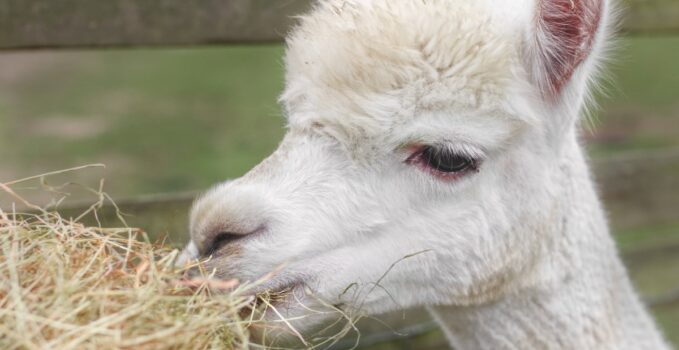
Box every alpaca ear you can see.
[527,0,605,100]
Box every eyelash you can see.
[405,144,481,181]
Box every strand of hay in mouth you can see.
[0,181,255,349]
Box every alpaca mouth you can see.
[239,280,306,321]
[247,278,306,308]
[262,284,302,307]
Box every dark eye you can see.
[406,145,479,180]
[421,147,471,173]
[421,146,474,173]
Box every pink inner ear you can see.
[537,0,603,96]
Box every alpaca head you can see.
[180,0,609,341]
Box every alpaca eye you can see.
[406,145,479,180]
[421,146,473,173]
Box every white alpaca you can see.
[180,0,670,348]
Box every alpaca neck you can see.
[428,279,667,350]
[428,138,669,350]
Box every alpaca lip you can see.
[243,279,306,316]
[251,277,305,298]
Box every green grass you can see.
[606,36,679,108]
[0,45,287,197]
[617,222,679,252]
[588,36,679,155]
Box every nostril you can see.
[206,232,245,256]
[202,224,267,257]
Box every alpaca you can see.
[179,0,670,348]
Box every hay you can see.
[0,174,257,350]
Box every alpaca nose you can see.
[190,185,272,256]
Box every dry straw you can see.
[0,166,258,350]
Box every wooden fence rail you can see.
[593,147,679,231]
[1,0,678,51]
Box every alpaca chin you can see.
[246,291,342,348]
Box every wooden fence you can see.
[1,0,679,50]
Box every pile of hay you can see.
[0,182,256,349]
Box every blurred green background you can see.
[1,37,677,197]
[0,37,678,348]
[3,37,679,249]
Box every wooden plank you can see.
[0,0,311,50]
[593,147,679,231]
[623,0,679,34]
[54,192,196,246]
[0,0,677,51]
